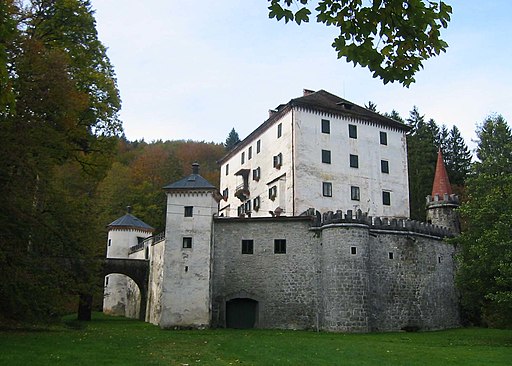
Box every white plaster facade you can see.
[218,90,410,219]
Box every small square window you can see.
[273,153,283,168]
[269,186,277,200]
[349,124,357,139]
[277,123,282,138]
[351,246,357,255]
[321,119,330,134]
[380,131,388,145]
[389,252,394,260]
[383,191,391,206]
[248,146,252,160]
[253,167,261,181]
[225,164,229,176]
[183,237,192,248]
[241,152,245,164]
[253,196,261,211]
[322,149,331,164]
[257,140,261,153]
[351,186,360,201]
[274,239,286,254]
[184,206,193,217]
[242,239,254,254]
[381,160,389,174]
[350,154,359,168]
[322,182,332,197]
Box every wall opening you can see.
[226,298,258,329]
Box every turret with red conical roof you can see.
[426,150,460,234]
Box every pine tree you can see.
[444,125,472,187]
[225,128,241,151]
[365,101,378,112]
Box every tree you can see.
[225,128,241,151]
[268,0,452,87]
[454,114,512,326]
[444,125,472,187]
[365,101,378,112]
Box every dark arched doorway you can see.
[226,298,258,329]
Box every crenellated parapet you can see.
[309,208,455,238]
[426,193,459,206]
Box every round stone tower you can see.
[426,150,460,234]
[103,207,154,316]
[159,163,219,328]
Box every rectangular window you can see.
[351,246,357,255]
[183,237,192,249]
[242,239,254,254]
[381,160,389,174]
[383,191,391,206]
[222,188,228,200]
[380,131,388,145]
[322,182,332,197]
[108,239,111,247]
[237,205,243,216]
[350,154,359,168]
[248,146,252,160]
[273,153,283,168]
[321,119,330,134]
[269,186,277,200]
[257,139,261,153]
[253,167,261,181]
[277,123,282,138]
[274,239,286,254]
[351,186,360,201]
[389,252,394,260]
[349,124,357,139]
[225,164,229,176]
[253,196,261,211]
[184,206,193,217]
[244,200,251,213]
[241,152,245,164]
[322,149,331,164]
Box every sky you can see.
[91,1,512,151]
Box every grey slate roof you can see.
[163,164,216,190]
[218,89,409,164]
[107,213,154,231]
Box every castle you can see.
[103,90,460,332]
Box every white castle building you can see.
[103,90,460,332]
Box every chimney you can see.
[126,205,132,214]
[192,162,199,175]
[303,89,315,96]
[269,109,277,118]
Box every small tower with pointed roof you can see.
[104,207,154,316]
[159,163,219,328]
[426,150,460,234]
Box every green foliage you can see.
[2,313,512,365]
[444,125,472,187]
[225,127,241,151]
[365,101,378,112]
[268,0,452,87]
[454,115,512,327]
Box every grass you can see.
[0,313,511,365]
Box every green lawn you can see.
[0,313,511,365]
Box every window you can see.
[244,200,252,213]
[322,182,332,197]
[242,239,254,254]
[274,239,286,254]
[269,186,277,200]
[105,276,109,286]
[273,153,283,168]
[321,119,330,134]
[248,146,252,160]
[383,191,391,206]
[349,124,357,139]
[241,152,245,164]
[351,186,360,201]
[389,252,394,260]
[257,139,261,153]
[253,167,261,181]
[184,206,193,217]
[183,237,192,248]
[237,205,244,216]
[225,164,229,176]
[222,188,228,200]
[253,196,261,211]
[381,160,389,174]
[277,123,282,138]
[350,154,359,168]
[351,246,357,255]
[108,239,111,247]
[322,149,331,164]
[380,131,388,145]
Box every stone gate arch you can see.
[102,259,149,321]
